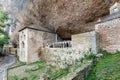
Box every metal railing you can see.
[47,41,72,48]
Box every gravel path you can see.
[0,54,16,80]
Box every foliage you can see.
[0,34,9,47]
[85,48,96,60]
[0,7,8,22]
[85,53,96,60]
[98,49,111,55]
[29,60,45,65]
[0,22,5,27]
[87,50,120,80]
[29,75,38,80]
[0,7,9,47]
[11,75,19,80]
[8,61,46,80]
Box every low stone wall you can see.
[42,31,97,68]
[58,61,93,80]
[10,48,17,55]
[72,62,92,80]
[3,44,17,55]
[42,48,90,68]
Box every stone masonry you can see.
[95,3,120,53]
[72,31,98,54]
[19,25,56,63]
[43,31,97,68]
[96,18,120,53]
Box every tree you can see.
[0,7,9,47]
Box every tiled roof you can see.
[19,25,55,33]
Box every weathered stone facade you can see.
[43,48,85,69]
[72,31,98,54]
[43,31,98,68]
[19,25,56,63]
[96,18,120,53]
[95,3,120,53]
[19,28,28,62]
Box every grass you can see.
[47,61,90,80]
[8,60,70,80]
[48,69,69,80]
[87,50,120,80]
[8,54,92,80]
[8,61,46,80]
[8,60,91,80]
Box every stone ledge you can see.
[57,60,93,80]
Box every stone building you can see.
[95,2,120,53]
[19,25,56,63]
[18,2,120,65]
[72,31,98,54]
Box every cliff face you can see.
[3,0,119,39]
[1,0,29,13]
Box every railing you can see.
[47,41,72,48]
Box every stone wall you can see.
[59,61,93,80]
[19,28,56,63]
[27,28,56,63]
[19,29,28,62]
[72,61,92,80]
[72,31,98,54]
[95,18,120,53]
[42,31,97,68]
[43,48,86,69]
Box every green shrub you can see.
[85,53,96,60]
[0,7,9,47]
[80,58,84,63]
[87,51,120,80]
[0,34,9,47]
[0,7,8,22]
[98,49,110,55]
[30,75,38,80]
[12,75,19,80]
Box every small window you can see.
[113,7,119,13]
[22,42,25,48]
[24,35,26,39]
[22,31,24,34]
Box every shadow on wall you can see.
[37,47,44,60]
